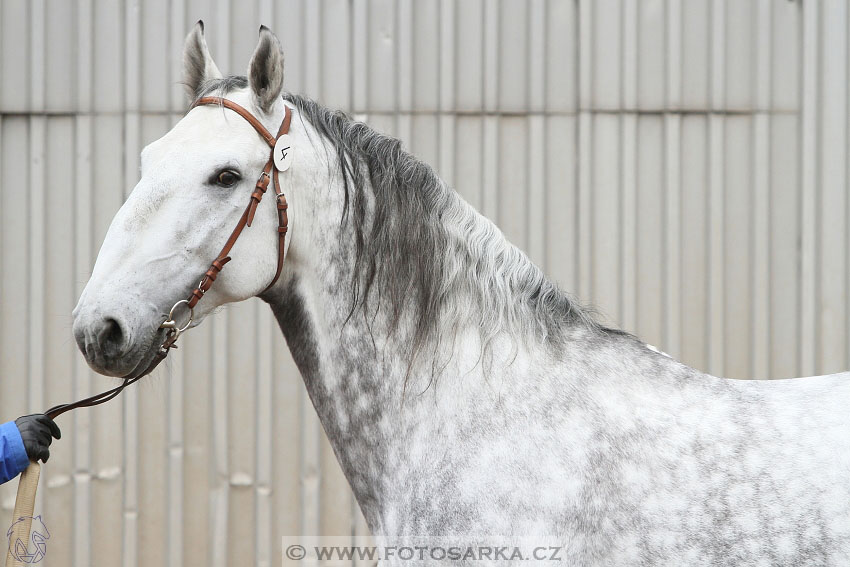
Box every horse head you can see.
[72,23,314,378]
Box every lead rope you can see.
[6,98,291,567]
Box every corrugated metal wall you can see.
[0,1,846,566]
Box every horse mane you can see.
[196,78,619,371]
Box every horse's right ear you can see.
[183,20,222,102]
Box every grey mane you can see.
[196,77,623,371]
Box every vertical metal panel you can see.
[545,0,576,113]
[322,0,352,110]
[707,112,725,376]
[455,0,484,112]
[227,301,258,567]
[439,0,456,113]
[351,0,369,113]
[368,0,396,112]
[231,3,261,78]
[725,0,754,111]
[141,0,170,111]
[77,0,94,112]
[271,329,302,559]
[666,0,682,110]
[210,313,230,567]
[680,116,709,371]
[800,0,819,376]
[664,115,682,358]
[93,0,123,112]
[255,309,274,567]
[71,113,93,567]
[590,114,620,320]
[818,0,848,373]
[591,0,620,110]
[0,119,29,515]
[182,324,213,567]
[752,111,771,380]
[2,2,848,567]
[277,0,305,96]
[723,116,753,379]
[619,113,637,332]
[454,117,484,209]
[576,109,592,302]
[707,0,726,375]
[169,0,187,112]
[45,1,73,112]
[681,0,710,110]
[481,115,499,223]
[497,117,528,249]
[302,0,321,99]
[635,115,664,346]
[769,114,801,379]
[544,115,577,295]
[526,115,546,266]
[499,0,528,112]
[410,114,439,167]
[751,0,772,380]
[438,112,456,186]
[637,0,664,110]
[772,0,800,112]
[396,0,413,116]
[1,1,29,111]
[43,117,75,567]
[413,0,439,112]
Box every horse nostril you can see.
[98,317,127,359]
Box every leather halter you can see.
[45,97,292,420]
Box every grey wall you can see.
[0,1,846,566]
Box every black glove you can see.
[14,414,61,463]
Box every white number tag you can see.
[273,134,294,171]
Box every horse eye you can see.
[215,170,240,187]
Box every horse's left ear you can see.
[248,25,285,114]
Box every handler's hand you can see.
[14,414,61,463]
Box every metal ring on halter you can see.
[160,299,194,336]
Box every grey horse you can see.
[71,23,850,565]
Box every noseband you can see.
[45,97,292,419]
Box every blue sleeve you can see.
[0,421,30,484]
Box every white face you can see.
[72,89,287,377]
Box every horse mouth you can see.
[121,329,169,378]
[78,323,168,379]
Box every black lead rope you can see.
[43,341,173,420]
[44,375,144,420]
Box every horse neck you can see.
[264,144,586,523]
[262,126,699,533]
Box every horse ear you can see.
[247,25,284,114]
[183,20,222,102]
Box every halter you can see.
[45,96,292,420]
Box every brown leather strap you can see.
[194,97,277,147]
[262,110,292,294]
[187,97,292,308]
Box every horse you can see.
[71,22,850,565]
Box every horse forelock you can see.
[196,76,621,373]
